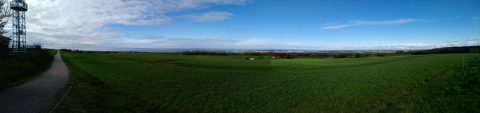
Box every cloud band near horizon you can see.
[322,18,421,30]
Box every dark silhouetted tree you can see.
[0,0,11,58]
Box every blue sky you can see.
[26,0,480,50]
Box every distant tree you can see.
[354,53,362,58]
[0,0,11,58]
[27,43,42,51]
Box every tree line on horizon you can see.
[182,46,479,58]
[60,46,480,60]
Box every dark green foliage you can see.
[276,53,298,59]
[0,36,9,59]
[183,51,389,59]
[0,49,54,89]
[412,46,480,55]
[178,46,479,59]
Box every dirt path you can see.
[0,51,70,113]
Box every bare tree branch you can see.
[0,0,10,36]
[0,0,10,51]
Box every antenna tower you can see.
[10,0,27,52]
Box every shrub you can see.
[0,36,9,59]
[0,49,54,88]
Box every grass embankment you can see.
[55,52,477,113]
[0,50,55,90]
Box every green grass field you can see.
[54,52,479,113]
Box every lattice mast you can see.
[10,0,27,52]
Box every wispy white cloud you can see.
[181,11,233,22]
[67,36,479,51]
[373,39,480,50]
[101,35,480,50]
[24,0,249,49]
[322,18,420,30]
[465,38,480,46]
[99,37,305,50]
[336,41,477,50]
[373,43,435,50]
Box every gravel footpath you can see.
[0,52,70,113]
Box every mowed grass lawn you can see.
[55,52,477,113]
